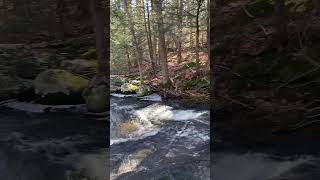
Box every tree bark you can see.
[126,48,132,75]
[196,0,204,72]
[56,0,65,39]
[177,0,184,63]
[314,0,320,15]
[91,0,108,75]
[274,0,288,49]
[123,0,144,82]
[85,0,109,113]
[153,0,170,85]
[143,0,156,75]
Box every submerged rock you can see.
[83,75,108,113]
[136,84,152,97]
[34,69,88,105]
[0,75,33,101]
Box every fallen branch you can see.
[218,94,255,110]
[277,67,319,90]
[291,119,320,131]
[0,99,17,106]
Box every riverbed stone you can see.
[34,69,88,104]
[0,75,33,101]
[136,84,152,97]
[110,76,126,93]
[83,75,108,113]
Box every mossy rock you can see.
[34,69,88,105]
[110,76,126,93]
[60,59,98,74]
[81,48,97,60]
[121,83,138,94]
[136,84,152,97]
[0,75,33,101]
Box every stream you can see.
[0,101,108,180]
[110,93,210,180]
[2,94,319,180]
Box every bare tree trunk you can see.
[314,0,320,15]
[143,0,156,75]
[177,0,184,63]
[91,0,108,75]
[2,0,8,22]
[24,0,31,20]
[126,48,132,75]
[206,0,210,69]
[85,0,109,113]
[274,0,288,49]
[153,0,170,85]
[56,0,65,39]
[153,32,159,66]
[123,0,144,82]
[189,31,193,48]
[78,0,90,17]
[196,0,204,72]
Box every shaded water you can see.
[0,102,108,180]
[110,94,210,180]
[212,151,320,180]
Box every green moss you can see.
[182,76,209,92]
[81,48,97,60]
[56,71,88,92]
[128,83,138,91]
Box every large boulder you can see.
[110,76,125,93]
[0,75,33,101]
[83,75,108,113]
[136,84,152,97]
[121,83,138,94]
[34,69,88,105]
[60,59,97,75]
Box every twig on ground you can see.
[0,99,17,106]
[291,119,320,131]
[218,94,255,110]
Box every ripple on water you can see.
[110,98,210,179]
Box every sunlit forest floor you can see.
[112,50,209,102]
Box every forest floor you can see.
[112,50,210,102]
[213,0,320,147]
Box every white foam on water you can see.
[111,102,209,147]
[111,102,136,112]
[2,101,85,113]
[171,110,208,121]
[111,93,137,98]
[139,93,162,102]
[133,104,208,123]
[110,129,159,145]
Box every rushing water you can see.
[110,94,210,180]
[212,151,320,180]
[0,101,108,180]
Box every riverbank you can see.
[111,50,210,102]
